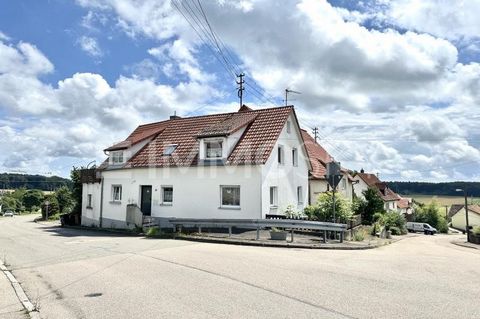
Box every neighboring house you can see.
[301,130,354,204]
[81,105,310,228]
[448,204,464,221]
[451,205,480,231]
[397,197,414,220]
[352,171,400,211]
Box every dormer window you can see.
[206,140,223,159]
[111,151,124,164]
[163,144,178,156]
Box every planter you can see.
[469,234,480,245]
[270,230,288,241]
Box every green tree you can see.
[414,201,448,233]
[0,195,20,212]
[306,192,352,223]
[70,166,83,214]
[55,186,73,214]
[22,189,45,211]
[360,187,386,225]
[41,194,59,219]
[374,211,407,235]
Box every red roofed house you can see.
[301,130,354,204]
[81,105,311,228]
[352,171,401,211]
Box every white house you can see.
[81,105,311,228]
[352,172,400,211]
[301,130,354,204]
[451,205,480,231]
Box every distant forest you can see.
[0,173,71,191]
[387,181,480,197]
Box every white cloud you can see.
[0,31,10,41]
[77,36,103,57]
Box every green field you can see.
[405,194,470,207]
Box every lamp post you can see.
[456,188,470,242]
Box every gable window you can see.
[111,151,124,164]
[292,148,298,167]
[286,121,291,133]
[87,194,92,208]
[112,185,122,202]
[206,141,223,159]
[220,185,240,208]
[269,186,278,207]
[163,144,178,156]
[277,146,284,165]
[162,186,173,205]
[297,186,303,205]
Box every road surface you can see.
[0,215,479,319]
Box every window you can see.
[163,144,178,156]
[297,186,303,205]
[286,121,291,133]
[277,146,284,164]
[111,151,124,164]
[220,186,240,208]
[112,185,122,201]
[162,186,173,204]
[206,141,223,159]
[292,148,298,167]
[341,178,346,190]
[269,186,278,207]
[87,194,92,208]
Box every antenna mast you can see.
[285,88,301,106]
[237,73,245,107]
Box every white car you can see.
[2,211,14,217]
[406,222,437,235]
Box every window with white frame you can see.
[286,121,291,133]
[87,194,92,208]
[112,185,122,201]
[162,186,173,204]
[292,148,298,167]
[269,186,278,207]
[277,146,284,164]
[297,186,303,205]
[163,144,178,156]
[205,140,223,159]
[220,185,240,208]
[111,151,124,164]
[341,178,347,190]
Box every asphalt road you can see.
[1,215,479,319]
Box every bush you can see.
[146,227,159,237]
[353,229,366,241]
[389,226,402,235]
[374,211,407,235]
[437,217,449,234]
[306,192,352,223]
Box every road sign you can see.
[325,161,343,189]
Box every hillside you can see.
[387,181,480,197]
[0,173,71,191]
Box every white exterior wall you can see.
[452,209,480,230]
[261,114,309,216]
[81,182,102,226]
[352,176,369,199]
[309,173,353,205]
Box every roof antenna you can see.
[237,73,245,107]
[285,88,301,106]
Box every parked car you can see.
[2,211,14,217]
[406,222,437,235]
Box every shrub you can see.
[437,217,449,234]
[353,229,366,241]
[374,211,407,235]
[146,227,159,237]
[307,192,353,223]
[389,226,402,235]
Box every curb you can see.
[451,241,480,250]
[174,235,381,250]
[0,260,40,319]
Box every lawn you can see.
[405,194,470,207]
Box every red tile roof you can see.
[113,106,295,168]
[357,173,401,202]
[104,120,169,151]
[397,197,411,209]
[301,129,333,179]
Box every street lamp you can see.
[456,188,470,242]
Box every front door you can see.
[141,186,152,216]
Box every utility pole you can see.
[285,89,301,106]
[312,127,319,143]
[236,73,245,107]
[444,205,448,221]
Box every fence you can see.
[167,218,347,243]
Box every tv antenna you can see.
[285,89,301,106]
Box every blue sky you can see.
[0,0,480,181]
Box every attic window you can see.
[206,141,223,159]
[111,151,124,164]
[163,144,178,156]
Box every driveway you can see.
[1,215,479,319]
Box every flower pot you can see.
[270,231,288,241]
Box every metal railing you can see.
[167,218,347,243]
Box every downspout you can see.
[99,176,104,228]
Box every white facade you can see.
[82,114,309,228]
[309,173,353,205]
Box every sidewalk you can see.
[0,267,27,319]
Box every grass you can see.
[406,194,471,207]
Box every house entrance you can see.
[140,185,152,216]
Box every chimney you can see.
[360,168,365,173]
[170,111,181,120]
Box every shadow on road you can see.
[38,225,141,239]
